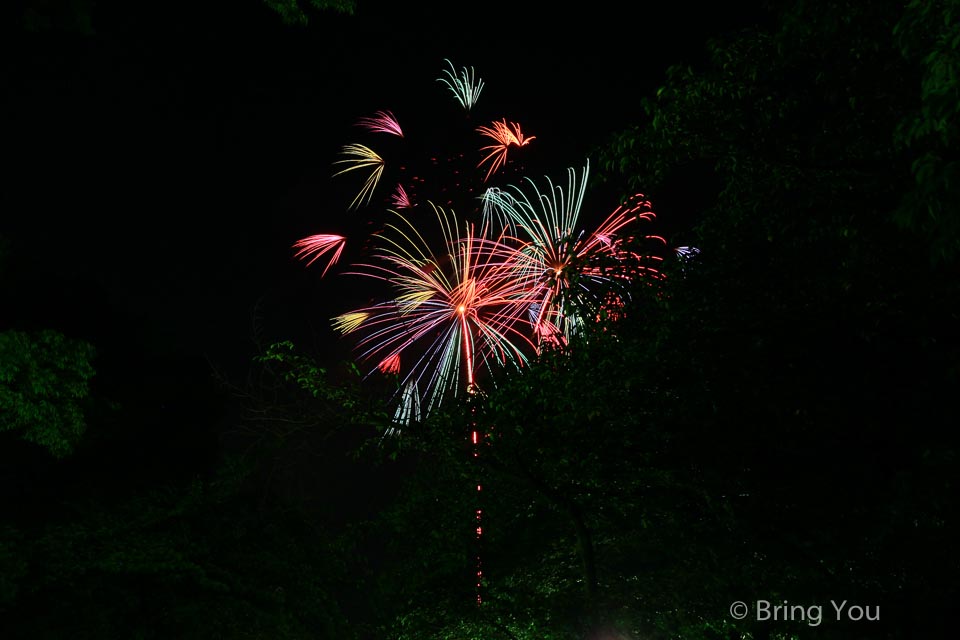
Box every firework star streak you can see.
[356,109,404,137]
[292,234,347,277]
[333,143,385,210]
[438,58,484,112]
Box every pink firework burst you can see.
[356,109,404,137]
[292,234,347,277]
[390,183,412,209]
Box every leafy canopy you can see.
[0,330,96,458]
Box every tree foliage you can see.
[11,0,357,34]
[17,0,96,34]
[892,0,960,262]
[0,457,356,639]
[262,0,355,26]
[0,329,96,458]
[0,334,388,639]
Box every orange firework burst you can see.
[476,119,536,182]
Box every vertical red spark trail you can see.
[459,309,474,388]
[472,414,483,606]
[462,306,482,605]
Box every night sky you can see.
[3,0,769,400]
[2,1,771,467]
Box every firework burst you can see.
[356,109,404,137]
[333,143,385,210]
[298,61,674,422]
[292,234,347,277]
[329,60,536,218]
[333,204,538,417]
[476,119,536,183]
[438,58,484,112]
[390,183,412,209]
[482,159,664,344]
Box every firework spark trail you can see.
[292,234,347,277]
[479,187,516,235]
[356,109,404,137]
[390,183,412,209]
[388,380,421,437]
[333,143,385,210]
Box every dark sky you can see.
[2,0,770,396]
